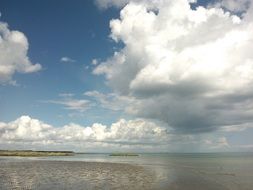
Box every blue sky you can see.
[0,0,253,152]
[0,0,124,126]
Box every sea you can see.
[0,152,253,189]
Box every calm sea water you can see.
[1,152,253,189]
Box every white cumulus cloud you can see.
[0,116,169,151]
[0,21,41,85]
[0,115,236,152]
[93,0,253,133]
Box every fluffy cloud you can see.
[0,116,169,151]
[93,0,253,133]
[0,21,41,85]
[0,116,235,152]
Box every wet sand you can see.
[0,160,156,190]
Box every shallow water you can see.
[0,152,253,190]
[0,160,155,190]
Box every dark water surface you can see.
[0,152,253,190]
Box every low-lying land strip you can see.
[0,150,74,157]
[109,153,139,156]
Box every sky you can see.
[0,0,253,152]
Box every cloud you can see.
[0,115,234,152]
[91,59,98,65]
[60,56,76,63]
[94,0,197,9]
[0,115,169,151]
[84,90,132,111]
[44,94,91,112]
[0,21,41,85]
[220,122,253,132]
[214,0,251,13]
[94,0,134,9]
[93,0,253,134]
[235,144,253,150]
[204,137,229,149]
[59,93,75,98]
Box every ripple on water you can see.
[0,160,156,190]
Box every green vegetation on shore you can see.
[0,150,75,157]
[109,153,139,156]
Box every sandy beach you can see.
[0,160,156,190]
